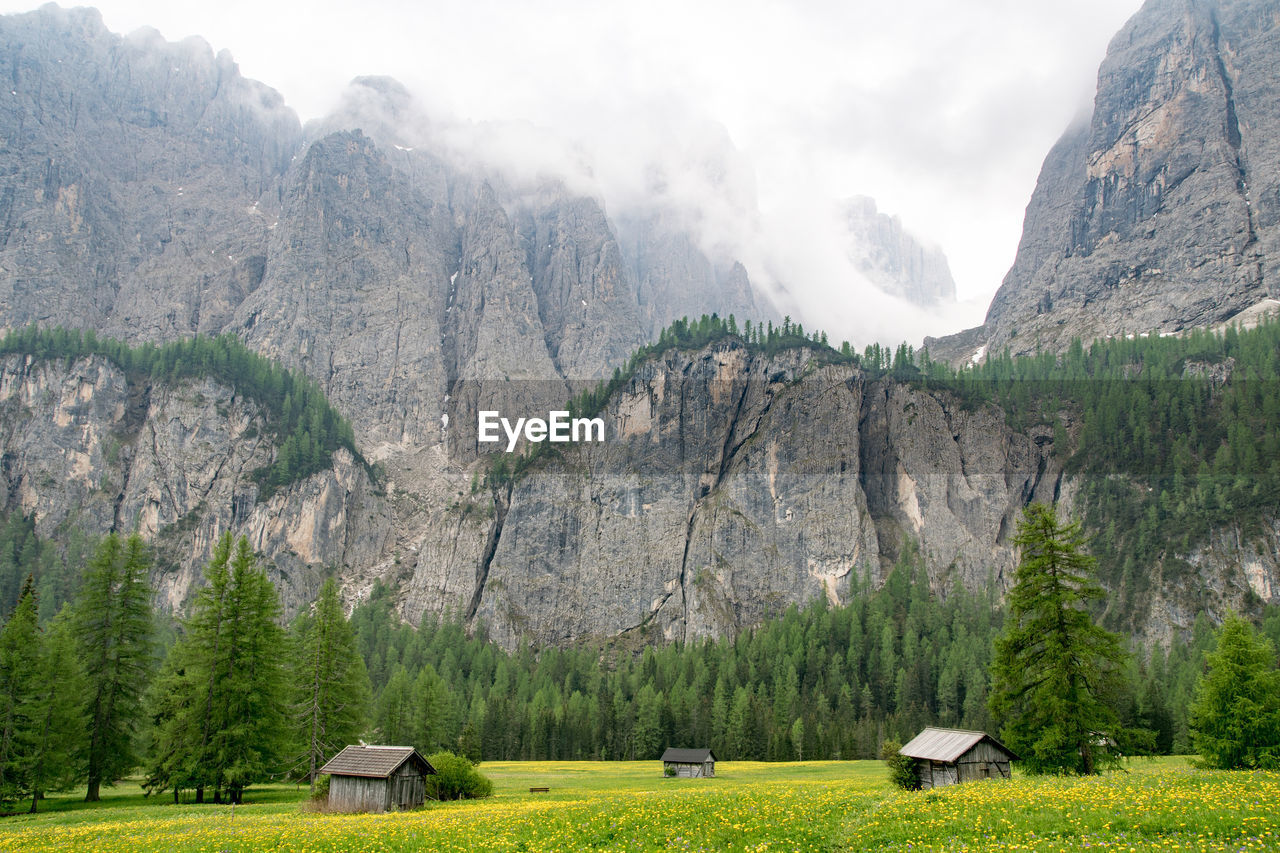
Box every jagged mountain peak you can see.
[841,196,957,307]
[929,0,1279,363]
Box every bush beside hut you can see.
[426,751,493,801]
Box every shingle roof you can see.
[899,728,1018,763]
[318,745,436,778]
[661,747,716,763]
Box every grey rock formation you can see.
[842,196,957,305]
[931,0,1280,361]
[0,5,301,341]
[512,190,649,378]
[0,7,786,623]
[0,353,388,615]
[2,4,1277,649]
[615,210,777,337]
[460,340,1065,648]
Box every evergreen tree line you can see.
[353,550,1000,762]
[0,533,151,811]
[349,548,1280,764]
[0,526,1277,808]
[906,321,1280,628]
[0,326,362,498]
[0,513,95,621]
[0,533,371,809]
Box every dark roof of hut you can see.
[661,747,716,763]
[899,728,1019,763]
[318,745,436,779]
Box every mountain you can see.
[842,196,957,306]
[928,0,1280,362]
[0,2,1277,649]
[0,5,777,613]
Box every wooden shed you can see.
[899,727,1017,789]
[319,745,436,812]
[661,747,716,778]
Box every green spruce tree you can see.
[0,577,40,803]
[288,578,371,792]
[1188,613,1280,769]
[22,605,85,812]
[988,504,1131,774]
[145,534,287,804]
[75,533,153,801]
[206,536,288,803]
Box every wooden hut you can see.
[661,747,716,778]
[319,745,436,812]
[899,727,1017,789]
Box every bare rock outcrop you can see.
[930,0,1280,362]
[0,353,388,615]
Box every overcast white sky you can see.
[2,0,1147,344]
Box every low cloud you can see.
[5,0,1146,346]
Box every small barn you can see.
[661,747,716,778]
[899,727,1017,789]
[319,745,436,813]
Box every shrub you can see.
[426,751,494,801]
[312,774,331,801]
[881,739,919,790]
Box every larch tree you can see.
[288,578,371,793]
[213,537,288,803]
[146,532,234,803]
[0,577,40,803]
[988,503,1131,775]
[145,534,287,804]
[74,533,154,801]
[22,604,85,812]
[1188,613,1280,769]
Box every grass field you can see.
[0,758,1276,851]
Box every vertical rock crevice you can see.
[466,484,509,623]
[1210,12,1257,249]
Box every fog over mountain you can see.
[0,0,1145,347]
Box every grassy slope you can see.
[0,758,1276,852]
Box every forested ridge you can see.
[349,555,1280,764]
[0,326,362,498]
[497,311,1280,628]
[916,320,1280,627]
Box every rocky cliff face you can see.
[0,7,780,613]
[434,341,1062,647]
[930,0,1280,362]
[439,341,1276,648]
[0,6,301,341]
[2,4,1277,646]
[0,10,777,451]
[842,197,957,306]
[0,353,388,614]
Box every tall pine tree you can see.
[288,578,371,793]
[146,535,286,804]
[1188,613,1280,769]
[75,533,153,801]
[0,577,40,803]
[22,605,84,812]
[988,504,1131,774]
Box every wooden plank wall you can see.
[329,775,392,813]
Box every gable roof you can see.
[318,745,436,778]
[661,747,716,763]
[899,728,1018,763]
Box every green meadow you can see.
[0,758,1276,852]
